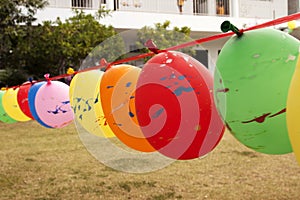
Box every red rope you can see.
[4,12,300,90]
[245,12,300,31]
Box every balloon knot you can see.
[221,21,243,37]
[12,86,18,90]
[144,39,161,54]
[67,67,75,75]
[44,73,51,85]
[28,77,34,85]
[100,58,109,70]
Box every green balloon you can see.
[0,90,16,124]
[214,28,300,154]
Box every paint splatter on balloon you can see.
[70,70,114,137]
[214,28,300,154]
[33,81,74,128]
[135,51,225,160]
[100,64,155,152]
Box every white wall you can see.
[48,0,70,8]
[239,0,287,19]
[47,0,288,18]
[116,0,194,14]
[39,0,289,73]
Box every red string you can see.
[245,12,300,31]
[4,12,300,90]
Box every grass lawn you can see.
[1,121,300,200]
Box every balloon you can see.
[17,81,35,119]
[288,20,296,31]
[0,90,16,123]
[214,28,299,154]
[100,64,155,152]
[287,52,300,165]
[2,88,32,122]
[28,82,52,128]
[70,70,114,137]
[135,51,225,160]
[34,81,74,128]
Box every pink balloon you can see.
[35,81,74,128]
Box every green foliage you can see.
[0,0,48,85]
[0,68,28,86]
[0,0,48,27]
[0,6,125,86]
[24,9,123,77]
[136,20,195,61]
[50,10,125,71]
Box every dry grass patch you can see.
[1,121,300,200]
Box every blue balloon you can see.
[28,82,52,128]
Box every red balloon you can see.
[17,81,35,119]
[135,51,225,160]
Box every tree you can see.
[0,7,126,86]
[0,0,48,85]
[0,0,47,26]
[136,21,195,61]
[0,0,48,61]
[24,9,125,78]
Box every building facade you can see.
[36,0,296,73]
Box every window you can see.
[114,0,119,10]
[195,50,208,68]
[193,0,230,16]
[288,0,299,15]
[216,0,229,15]
[72,0,92,8]
[193,0,208,15]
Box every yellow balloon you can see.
[287,52,300,165]
[288,21,296,30]
[2,88,31,122]
[70,70,114,138]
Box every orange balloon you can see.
[100,64,155,152]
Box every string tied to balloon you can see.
[3,13,300,90]
[221,21,243,37]
[144,39,162,54]
[100,58,108,68]
[44,73,51,85]
[12,86,19,90]
[100,58,112,71]
[28,77,34,85]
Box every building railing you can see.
[47,0,97,9]
[47,0,231,16]
[46,0,277,19]
[71,0,93,9]
[117,0,231,16]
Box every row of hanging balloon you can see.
[1,18,300,167]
